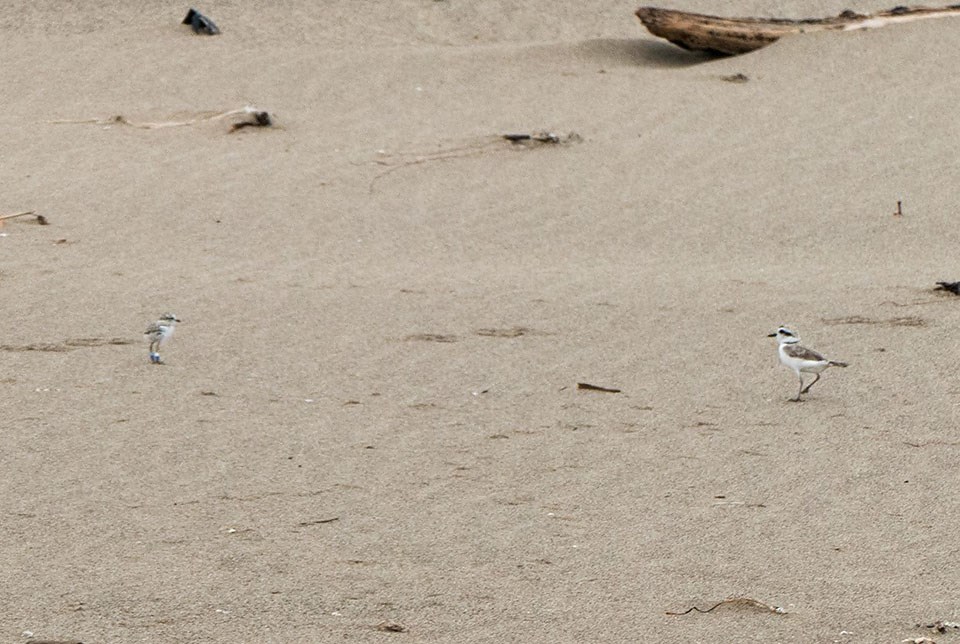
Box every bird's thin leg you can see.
[800,372,821,394]
[149,338,162,363]
[791,374,804,402]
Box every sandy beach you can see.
[3,1,960,642]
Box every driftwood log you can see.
[636,5,960,55]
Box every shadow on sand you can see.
[575,38,724,68]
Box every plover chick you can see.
[768,327,847,402]
[145,313,181,364]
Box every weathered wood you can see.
[636,5,960,55]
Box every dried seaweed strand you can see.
[368,139,504,193]
[368,133,578,193]
[666,597,785,616]
[50,106,262,130]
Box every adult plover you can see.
[145,313,181,364]
[769,327,847,401]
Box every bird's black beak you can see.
[767,333,777,337]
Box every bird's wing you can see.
[783,344,826,362]
[145,322,161,335]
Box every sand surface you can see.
[4,1,960,642]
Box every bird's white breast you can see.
[158,325,175,344]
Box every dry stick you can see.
[666,597,786,616]
[49,107,262,130]
[298,517,340,526]
[0,210,36,221]
[577,382,622,393]
[0,211,48,227]
[636,5,960,56]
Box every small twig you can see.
[297,517,340,526]
[894,200,904,216]
[503,132,562,144]
[577,382,621,393]
[666,597,786,616]
[0,210,35,221]
[0,210,46,225]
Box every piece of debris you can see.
[476,327,531,338]
[298,517,340,526]
[183,8,220,35]
[230,110,272,132]
[935,282,960,295]
[902,638,937,644]
[376,620,407,633]
[200,390,218,396]
[822,315,925,327]
[0,210,47,226]
[577,382,622,393]
[504,132,558,144]
[666,596,786,616]
[369,132,580,192]
[502,131,581,146]
[636,5,960,55]
[720,73,749,83]
[917,620,960,633]
[404,333,459,343]
[894,200,904,216]
[51,106,265,131]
